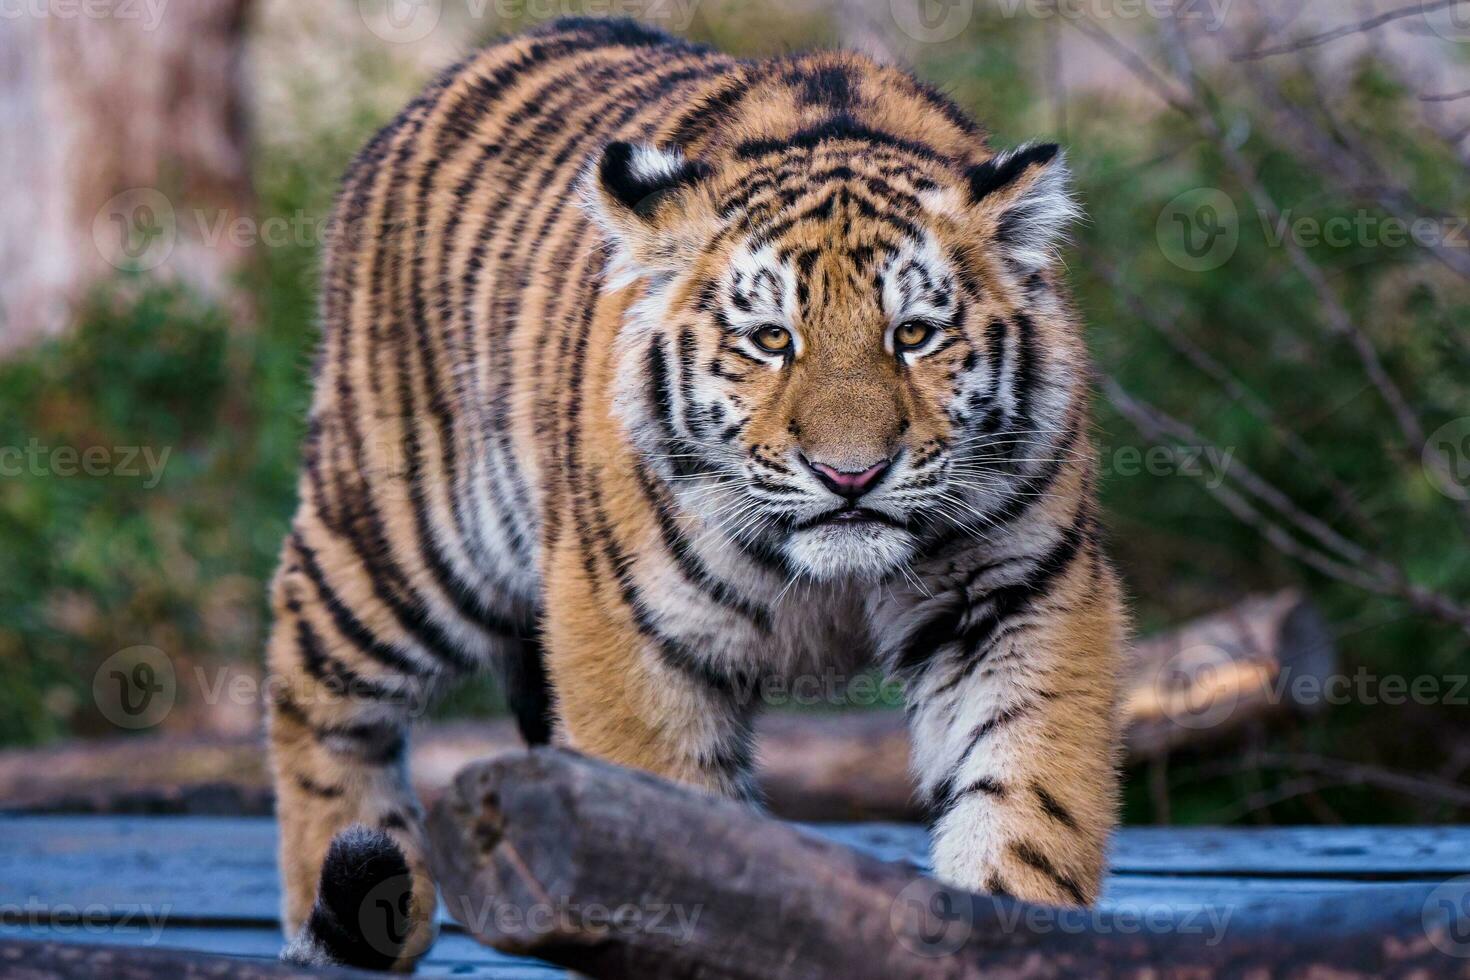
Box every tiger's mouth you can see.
[792,507,909,532]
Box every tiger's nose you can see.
[802,455,892,501]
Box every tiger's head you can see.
[589,62,1087,582]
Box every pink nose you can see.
[804,457,892,501]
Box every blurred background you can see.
[0,0,1466,827]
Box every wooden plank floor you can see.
[1,817,1467,975]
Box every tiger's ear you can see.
[963,143,1079,274]
[586,141,715,283]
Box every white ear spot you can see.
[580,140,713,289]
[628,143,693,184]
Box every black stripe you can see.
[955,701,1032,769]
[474,55,701,563]
[570,452,747,698]
[273,686,405,767]
[1010,841,1088,905]
[524,59,726,547]
[676,328,705,436]
[294,774,344,799]
[290,532,437,679]
[927,770,1007,825]
[326,71,496,675]
[734,114,947,164]
[1010,313,1041,429]
[1034,783,1079,831]
[893,595,968,678]
[961,511,1089,657]
[633,461,774,632]
[668,71,752,148]
[647,335,720,478]
[699,723,758,793]
[295,617,401,704]
[527,15,705,53]
[988,411,1083,528]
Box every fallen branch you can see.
[428,748,1463,979]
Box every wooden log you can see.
[0,938,374,979]
[429,749,1467,980]
[0,592,1333,820]
[1122,589,1335,757]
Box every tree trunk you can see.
[0,0,256,351]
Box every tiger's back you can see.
[308,18,731,650]
[272,17,1124,971]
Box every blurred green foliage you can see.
[2,5,1465,824]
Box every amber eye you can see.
[752,324,794,354]
[894,320,938,352]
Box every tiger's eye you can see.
[753,324,794,354]
[895,320,937,351]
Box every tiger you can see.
[267,15,1125,971]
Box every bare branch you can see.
[1211,752,1470,808]
[1421,88,1470,103]
[1084,249,1383,541]
[1231,0,1460,61]
[1058,15,1196,114]
[1102,378,1470,636]
[1156,18,1470,530]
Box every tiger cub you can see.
[269,16,1124,970]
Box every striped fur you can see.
[266,17,1125,970]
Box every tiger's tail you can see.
[282,826,420,972]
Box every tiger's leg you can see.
[267,525,459,971]
[538,543,759,800]
[884,514,1124,905]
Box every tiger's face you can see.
[593,138,1083,582]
